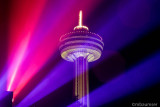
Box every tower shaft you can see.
[74,57,89,107]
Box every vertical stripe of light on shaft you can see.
[79,57,83,104]
[75,58,77,98]
[82,57,85,106]
[82,58,86,105]
[77,57,80,101]
[84,57,90,107]
[85,58,90,107]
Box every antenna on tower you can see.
[79,10,82,27]
[74,10,89,31]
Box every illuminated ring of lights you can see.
[59,40,103,51]
[60,31,103,41]
[60,36,104,46]
[60,46,102,62]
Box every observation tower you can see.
[59,10,104,107]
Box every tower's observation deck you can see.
[59,10,104,107]
[59,11,104,62]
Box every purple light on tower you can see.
[59,10,104,107]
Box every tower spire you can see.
[79,10,82,27]
[74,10,89,31]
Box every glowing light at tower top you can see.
[74,10,89,31]
[79,10,82,26]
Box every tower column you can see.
[74,57,90,107]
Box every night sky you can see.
[0,0,160,107]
